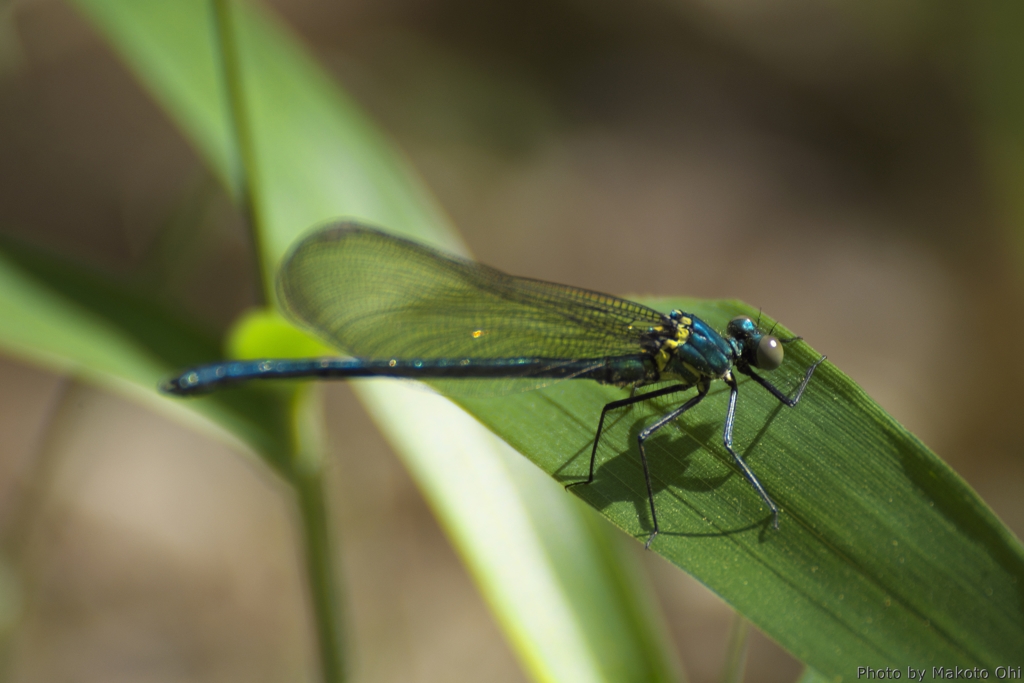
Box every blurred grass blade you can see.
[357,385,683,683]
[718,613,750,683]
[0,236,295,468]
[68,1,683,681]
[797,667,832,683]
[972,4,1024,273]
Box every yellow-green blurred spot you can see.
[226,308,336,359]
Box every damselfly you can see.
[163,223,825,546]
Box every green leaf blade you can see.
[460,297,1024,674]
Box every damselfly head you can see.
[728,315,784,371]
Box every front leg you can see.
[738,355,826,407]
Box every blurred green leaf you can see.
[798,667,833,683]
[719,613,750,683]
[0,235,295,468]
[972,3,1024,270]
[226,308,334,360]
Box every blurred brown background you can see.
[1,0,1022,681]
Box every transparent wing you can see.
[277,223,665,365]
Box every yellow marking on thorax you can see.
[653,339,676,371]
[653,325,691,372]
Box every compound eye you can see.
[727,315,754,337]
[756,335,784,371]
